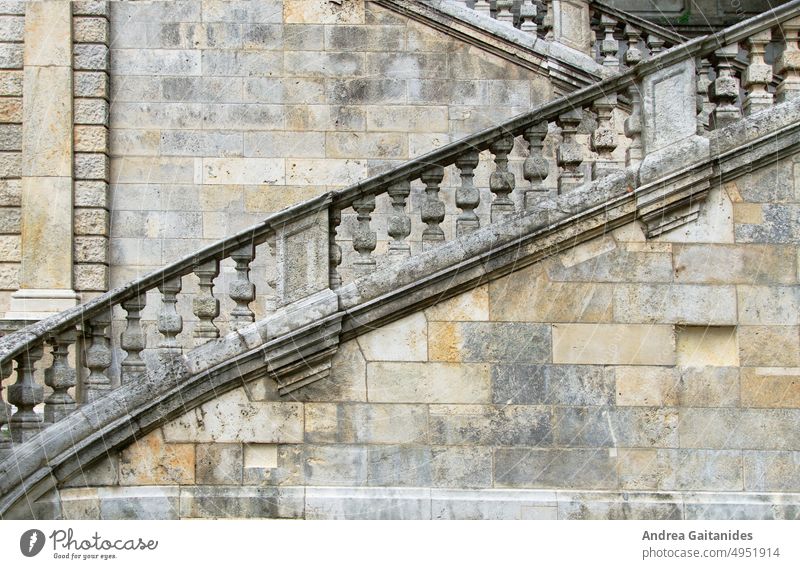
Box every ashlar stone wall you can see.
[54,155,800,519]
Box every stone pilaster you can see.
[6,0,78,319]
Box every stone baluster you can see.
[192,260,220,346]
[44,329,77,423]
[624,85,643,167]
[519,0,537,34]
[158,277,183,348]
[420,166,446,251]
[743,30,773,115]
[646,34,665,57]
[775,17,800,102]
[266,235,279,311]
[496,0,514,25]
[474,0,491,17]
[696,58,713,133]
[352,195,377,276]
[121,293,147,383]
[387,181,412,257]
[522,121,550,210]
[624,24,642,67]
[83,309,113,404]
[328,210,343,289]
[599,14,620,70]
[230,244,256,327]
[1,360,15,452]
[710,44,742,129]
[591,94,620,178]
[455,150,481,236]
[489,135,516,222]
[8,345,44,443]
[557,109,584,193]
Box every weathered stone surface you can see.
[356,312,427,362]
[612,284,737,325]
[429,322,551,363]
[161,387,303,443]
[554,407,678,448]
[119,429,195,486]
[61,455,119,489]
[368,446,432,486]
[495,448,617,489]
[303,444,368,486]
[431,489,558,520]
[429,404,551,446]
[738,326,800,367]
[424,286,489,322]
[741,367,800,408]
[367,362,491,403]
[305,487,430,520]
[553,324,676,365]
[492,364,613,405]
[679,408,800,450]
[743,451,800,491]
[548,240,673,282]
[676,325,739,366]
[284,0,365,24]
[659,450,743,491]
[196,443,243,485]
[242,445,303,486]
[673,244,797,284]
[736,204,800,244]
[615,366,739,407]
[738,286,800,324]
[558,493,683,520]
[305,403,427,444]
[99,487,180,520]
[430,446,492,488]
[180,486,303,519]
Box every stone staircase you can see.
[1,0,800,518]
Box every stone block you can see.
[202,0,283,23]
[305,487,430,520]
[325,131,408,159]
[74,263,108,291]
[23,1,71,66]
[74,125,108,153]
[547,240,673,283]
[242,445,303,486]
[110,130,160,156]
[490,270,613,323]
[0,98,21,122]
[0,261,18,289]
[554,407,678,448]
[743,451,800,491]
[676,325,738,366]
[366,105,449,133]
[111,48,201,76]
[553,324,676,365]
[659,450,743,491]
[558,493,682,520]
[325,25,405,52]
[431,446,492,488]
[201,49,282,77]
[736,159,796,203]
[679,408,800,450]
[0,123,24,151]
[424,286,489,322]
[429,322,551,363]
[73,44,109,71]
[160,130,243,157]
[305,403,428,444]
[196,443,243,485]
[356,313,427,362]
[0,151,19,177]
[738,326,800,367]
[74,236,107,263]
[73,16,109,43]
[368,445,432,486]
[286,158,366,186]
[291,338,367,402]
[74,98,108,125]
[242,23,283,49]
[74,208,108,236]
[447,52,529,80]
[284,0,365,24]
[0,233,19,261]
[367,361,491,403]
[110,156,195,184]
[0,178,20,206]
[495,448,618,489]
[429,404,551,446]
[74,181,107,208]
[284,24,325,50]
[738,286,800,325]
[0,70,22,96]
[736,204,800,244]
[0,14,23,41]
[61,455,119,488]
[365,53,446,79]
[283,49,363,78]
[60,488,100,520]
[73,0,110,17]
[180,486,303,519]
[673,244,797,284]
[614,366,739,407]
[202,103,283,130]
[613,284,737,325]
[741,367,800,408]
[303,444,368,486]
[75,153,109,180]
[492,364,613,406]
[22,66,73,177]
[119,429,195,486]
[161,387,304,443]
[243,131,326,158]
[431,489,558,520]
[99,487,180,520]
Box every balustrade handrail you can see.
[591,0,688,45]
[2,0,799,369]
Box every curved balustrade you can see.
[1,0,799,456]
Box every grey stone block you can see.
[195,443,243,485]
[73,44,109,71]
[659,450,743,491]
[743,451,800,492]
[460,322,551,363]
[492,364,613,405]
[303,445,368,486]
[679,409,800,450]
[558,493,682,520]
[554,407,678,448]
[327,78,407,104]
[179,486,303,519]
[305,487,431,520]
[736,204,800,244]
[431,446,492,488]
[98,487,180,520]
[429,405,552,446]
[495,448,618,489]
[431,489,558,520]
[201,50,282,77]
[368,446,432,487]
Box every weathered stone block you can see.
[738,286,800,325]
[0,233,22,263]
[74,126,108,153]
[0,261,18,289]
[201,49,282,77]
[99,487,180,520]
[326,131,408,159]
[0,70,21,95]
[679,408,800,449]
[431,447,492,489]
[613,284,737,325]
[368,445,432,486]
[73,16,109,43]
[74,98,109,125]
[74,181,107,208]
[659,450,743,491]
[366,105,449,132]
[75,153,109,180]
[74,235,107,263]
[741,367,800,408]
[548,239,673,282]
[161,387,303,443]
[119,429,195,486]
[424,287,489,322]
[74,71,108,98]
[495,448,617,489]
[430,322,551,363]
[303,444,368,486]
[676,325,739,366]
[60,488,101,520]
[73,44,109,71]
[366,52,446,79]
[673,244,797,284]
[74,208,108,236]
[554,407,678,448]
[284,0,365,24]
[356,313,427,362]
[743,451,800,491]
[0,14,23,41]
[0,151,20,177]
[305,403,428,444]
[111,48,201,76]
[367,362,491,403]
[431,489,558,520]
[286,158,366,186]
[196,443,243,485]
[738,326,800,367]
[0,178,20,206]
[305,487,430,520]
[325,25,405,52]
[736,204,800,244]
[180,486,303,519]
[492,364,613,406]
[74,264,108,291]
[0,98,21,122]
[553,324,676,365]
[429,404,551,446]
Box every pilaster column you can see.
[7,1,78,319]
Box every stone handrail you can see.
[1,0,799,455]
